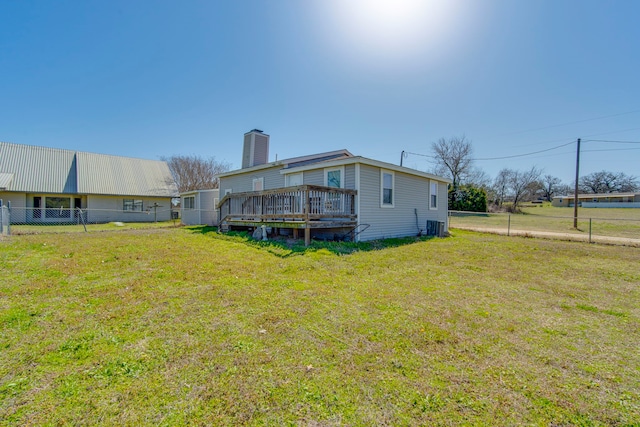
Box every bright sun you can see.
[313,0,467,71]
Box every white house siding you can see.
[181,190,219,225]
[219,165,284,193]
[582,202,640,208]
[302,169,323,186]
[345,165,356,189]
[85,195,172,223]
[0,192,26,222]
[357,164,448,241]
[300,165,356,189]
[181,193,201,225]
[200,190,219,225]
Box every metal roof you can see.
[0,142,178,197]
[0,173,14,190]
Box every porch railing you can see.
[218,185,357,223]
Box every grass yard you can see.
[9,220,179,235]
[450,206,640,240]
[1,228,639,425]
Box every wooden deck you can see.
[217,185,357,245]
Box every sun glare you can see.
[313,0,470,72]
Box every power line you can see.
[499,109,640,136]
[580,127,640,139]
[473,141,576,161]
[583,139,640,144]
[583,148,640,153]
[402,150,436,159]
[402,137,640,165]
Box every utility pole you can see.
[573,138,581,229]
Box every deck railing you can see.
[218,185,357,223]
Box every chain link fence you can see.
[0,202,182,235]
[449,210,640,246]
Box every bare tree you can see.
[539,174,562,202]
[508,166,542,212]
[491,168,512,208]
[492,167,542,212]
[431,135,474,189]
[556,183,574,197]
[466,167,492,190]
[579,170,639,194]
[162,155,232,193]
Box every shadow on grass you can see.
[185,225,219,234]
[450,212,490,218]
[184,225,438,256]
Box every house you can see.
[217,130,451,244]
[552,193,640,208]
[0,142,178,224]
[180,189,220,226]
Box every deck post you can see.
[304,227,311,246]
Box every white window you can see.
[286,172,303,187]
[381,170,394,207]
[252,177,264,191]
[430,181,438,210]
[183,196,195,210]
[325,167,344,188]
[123,199,143,212]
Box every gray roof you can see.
[218,149,354,178]
[0,142,178,197]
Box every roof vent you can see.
[242,129,269,168]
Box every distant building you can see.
[552,193,640,208]
[0,142,178,223]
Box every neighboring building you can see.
[0,142,178,223]
[180,189,220,226]
[217,130,451,244]
[552,193,640,208]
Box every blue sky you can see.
[1,0,639,184]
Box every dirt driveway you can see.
[451,226,640,248]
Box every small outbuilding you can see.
[180,189,220,226]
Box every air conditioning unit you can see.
[426,220,445,237]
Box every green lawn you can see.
[9,220,179,235]
[450,206,640,240]
[1,228,639,425]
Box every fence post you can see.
[589,218,592,244]
[507,214,511,236]
[0,200,10,236]
[77,207,87,232]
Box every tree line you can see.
[431,135,639,213]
